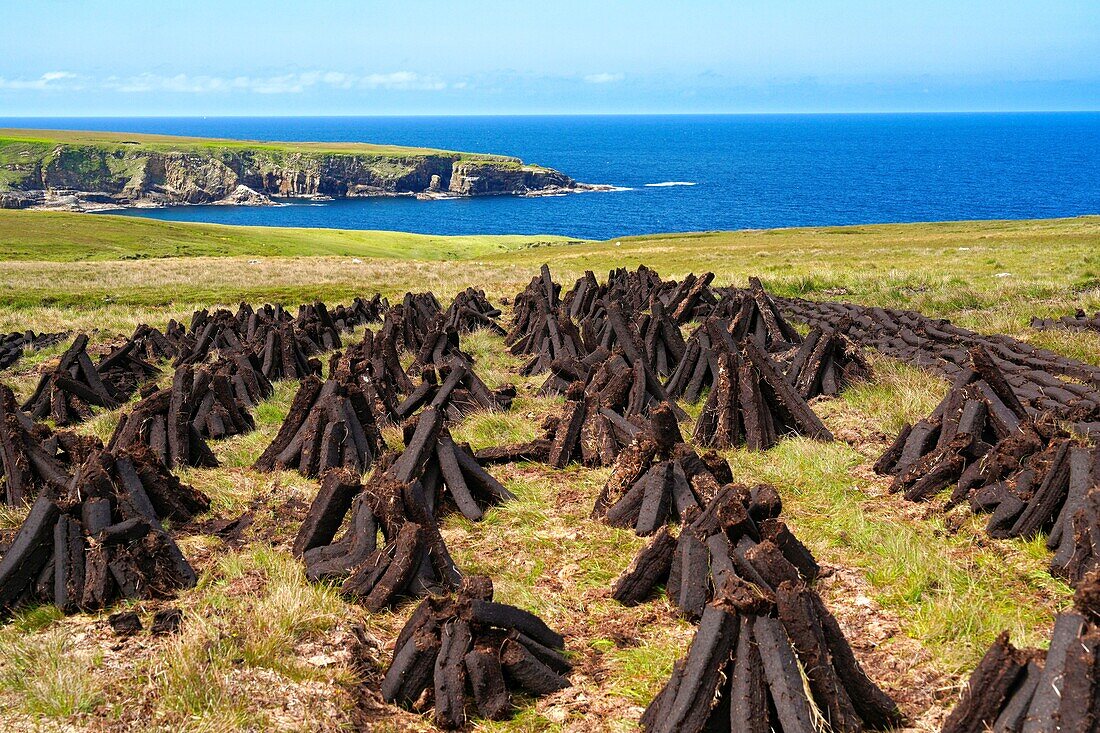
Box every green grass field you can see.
[0,128,521,162]
[0,210,1097,731]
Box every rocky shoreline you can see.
[3,181,614,214]
[0,130,613,213]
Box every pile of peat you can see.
[1031,309,1100,334]
[942,570,1100,733]
[0,329,68,371]
[0,447,207,615]
[22,334,131,425]
[612,482,820,620]
[293,407,511,611]
[641,577,904,732]
[875,348,1100,586]
[0,383,99,505]
[380,576,570,729]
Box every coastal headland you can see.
[0,129,605,212]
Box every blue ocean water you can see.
[3,114,1099,239]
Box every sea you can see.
[3,114,1099,240]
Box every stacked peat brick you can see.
[875,347,1100,585]
[380,576,570,729]
[109,356,273,469]
[591,403,730,535]
[641,576,904,732]
[0,329,68,371]
[22,335,130,425]
[253,371,386,477]
[443,288,505,335]
[0,384,99,504]
[612,482,820,621]
[942,570,1100,733]
[0,446,207,616]
[330,294,387,332]
[292,407,511,610]
[1031,309,1100,334]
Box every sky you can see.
[1,0,1098,116]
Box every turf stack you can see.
[123,323,180,362]
[0,384,100,505]
[444,288,505,335]
[693,333,835,450]
[0,329,68,371]
[252,371,386,477]
[0,446,207,616]
[293,412,476,608]
[875,348,1099,563]
[592,403,733,534]
[612,483,820,620]
[22,334,125,425]
[109,356,271,465]
[942,570,1100,733]
[641,576,904,733]
[381,576,570,729]
[785,321,872,399]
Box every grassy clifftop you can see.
[0,129,575,209]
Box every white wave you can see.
[644,181,696,187]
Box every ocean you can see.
[3,114,1099,239]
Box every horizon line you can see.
[2,109,1100,119]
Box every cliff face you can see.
[0,133,595,211]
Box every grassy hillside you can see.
[0,210,574,262]
[0,212,1097,731]
[0,127,520,164]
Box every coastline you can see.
[0,127,611,213]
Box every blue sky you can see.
[1,0,1098,115]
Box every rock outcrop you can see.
[0,130,605,211]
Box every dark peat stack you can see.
[96,338,162,401]
[613,483,820,620]
[506,265,587,377]
[785,321,871,399]
[385,292,444,353]
[942,570,1100,733]
[293,410,478,607]
[295,301,343,352]
[123,323,180,362]
[409,321,474,374]
[22,334,125,425]
[330,294,388,332]
[394,356,516,423]
[639,298,688,378]
[665,318,730,402]
[0,384,100,505]
[381,576,570,729]
[0,329,68,371]
[693,334,835,450]
[109,357,273,467]
[1030,308,1100,334]
[0,446,208,616]
[592,403,733,534]
[444,288,505,335]
[252,371,386,477]
[641,577,904,733]
[706,277,804,349]
[1050,442,1099,586]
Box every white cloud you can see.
[0,70,452,95]
[0,71,78,90]
[101,70,449,94]
[584,72,624,84]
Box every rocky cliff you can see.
[0,130,602,211]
